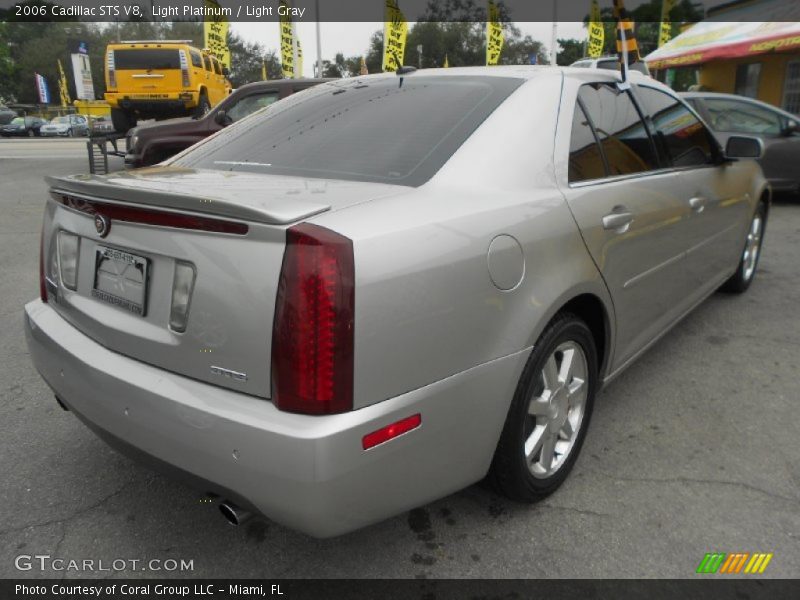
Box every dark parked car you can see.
[0,105,17,125]
[90,116,115,135]
[0,116,47,137]
[682,92,800,194]
[125,78,329,168]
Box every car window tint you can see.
[212,58,222,75]
[701,98,782,135]
[226,92,280,122]
[189,50,203,69]
[578,83,658,176]
[636,87,714,168]
[568,101,606,182]
[203,55,213,72]
[176,76,524,187]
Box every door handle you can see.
[689,196,707,213]
[602,210,635,232]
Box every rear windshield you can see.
[175,75,523,187]
[114,49,182,70]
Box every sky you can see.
[230,21,588,76]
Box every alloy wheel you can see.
[524,341,588,479]
[742,212,763,282]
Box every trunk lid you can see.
[43,167,405,398]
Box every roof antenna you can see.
[613,0,639,90]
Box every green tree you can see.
[556,38,585,66]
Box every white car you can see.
[39,114,89,137]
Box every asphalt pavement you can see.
[0,137,798,579]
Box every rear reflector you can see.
[272,223,354,415]
[53,193,248,236]
[169,261,196,332]
[362,414,422,450]
[57,231,80,291]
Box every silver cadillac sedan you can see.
[25,66,769,537]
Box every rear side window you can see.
[578,83,658,176]
[203,55,213,72]
[113,49,181,70]
[701,97,782,135]
[189,50,203,69]
[212,57,222,75]
[636,86,715,168]
[176,75,524,187]
[569,101,606,182]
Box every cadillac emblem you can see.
[94,214,110,238]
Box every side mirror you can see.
[725,135,764,160]
[214,110,232,126]
[222,67,230,77]
[783,119,799,136]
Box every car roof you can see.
[344,65,652,84]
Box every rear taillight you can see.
[179,50,190,87]
[107,50,116,88]
[39,227,47,303]
[272,223,354,415]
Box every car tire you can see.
[111,108,136,134]
[487,313,598,502]
[194,92,211,119]
[720,201,767,294]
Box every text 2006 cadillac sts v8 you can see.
[25,67,769,537]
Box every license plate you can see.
[130,94,169,99]
[92,246,149,316]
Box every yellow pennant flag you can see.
[486,0,503,65]
[659,0,675,47]
[57,59,71,108]
[296,38,303,78]
[360,56,369,75]
[279,1,297,78]
[203,0,230,69]
[443,54,449,68]
[262,60,267,81]
[382,0,407,72]
[588,0,604,58]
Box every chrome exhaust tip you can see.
[219,501,252,527]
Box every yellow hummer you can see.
[104,40,232,133]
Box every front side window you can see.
[175,75,524,187]
[701,97,783,135]
[212,57,222,75]
[577,83,658,176]
[568,101,606,182]
[226,92,279,122]
[636,86,715,168]
[203,55,213,72]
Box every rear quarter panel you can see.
[312,73,613,410]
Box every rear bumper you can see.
[24,300,528,537]
[105,93,197,115]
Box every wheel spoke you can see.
[559,419,574,440]
[528,397,550,417]
[524,426,545,460]
[567,376,585,397]
[539,432,557,471]
[542,355,559,391]
[558,348,575,384]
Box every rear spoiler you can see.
[46,171,331,226]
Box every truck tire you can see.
[111,108,136,134]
